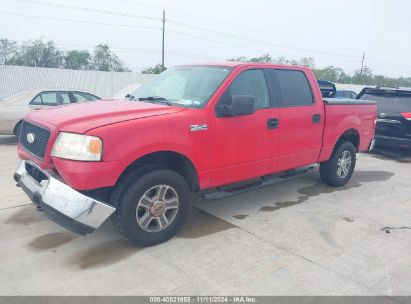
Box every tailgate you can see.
[359,91,411,140]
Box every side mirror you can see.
[217,95,255,117]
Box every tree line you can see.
[228,54,411,87]
[0,38,129,72]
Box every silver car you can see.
[0,89,101,136]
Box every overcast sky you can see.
[2,0,410,77]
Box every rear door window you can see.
[71,91,100,103]
[275,70,313,107]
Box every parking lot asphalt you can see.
[1,135,411,296]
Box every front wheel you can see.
[319,141,356,187]
[111,169,191,246]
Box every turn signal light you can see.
[402,112,411,120]
[88,139,103,155]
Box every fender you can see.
[113,143,207,187]
[318,114,361,162]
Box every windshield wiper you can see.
[125,93,136,101]
[138,96,173,106]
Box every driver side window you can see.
[217,69,270,110]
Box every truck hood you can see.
[25,99,186,133]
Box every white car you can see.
[0,89,101,136]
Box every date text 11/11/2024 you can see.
[149,296,257,303]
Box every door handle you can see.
[312,114,321,123]
[267,118,279,129]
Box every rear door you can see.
[268,69,324,171]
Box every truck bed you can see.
[318,98,377,162]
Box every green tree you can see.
[249,53,273,63]
[313,66,344,82]
[228,54,273,63]
[299,57,315,68]
[142,63,165,74]
[289,59,299,65]
[0,38,17,65]
[9,39,63,68]
[228,54,313,66]
[91,44,128,72]
[337,71,352,84]
[273,56,288,64]
[352,66,373,85]
[227,56,247,62]
[225,54,411,87]
[64,49,90,70]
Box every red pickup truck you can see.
[14,63,377,246]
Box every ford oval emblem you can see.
[26,133,35,144]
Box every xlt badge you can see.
[190,124,208,132]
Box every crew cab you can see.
[14,63,377,246]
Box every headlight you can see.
[51,132,103,161]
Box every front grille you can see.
[20,121,51,159]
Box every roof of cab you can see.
[177,62,310,70]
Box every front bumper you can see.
[14,160,116,235]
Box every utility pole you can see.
[360,52,365,85]
[161,9,166,72]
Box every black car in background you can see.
[357,87,411,150]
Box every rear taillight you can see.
[401,112,411,120]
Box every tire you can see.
[319,141,356,187]
[111,168,191,246]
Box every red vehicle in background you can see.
[14,63,377,246]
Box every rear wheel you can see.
[319,141,356,187]
[111,168,191,246]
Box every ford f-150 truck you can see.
[14,63,377,246]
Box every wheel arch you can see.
[337,128,360,151]
[116,150,200,192]
[318,125,361,162]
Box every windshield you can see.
[129,66,232,108]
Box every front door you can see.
[209,69,280,187]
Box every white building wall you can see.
[0,65,154,100]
